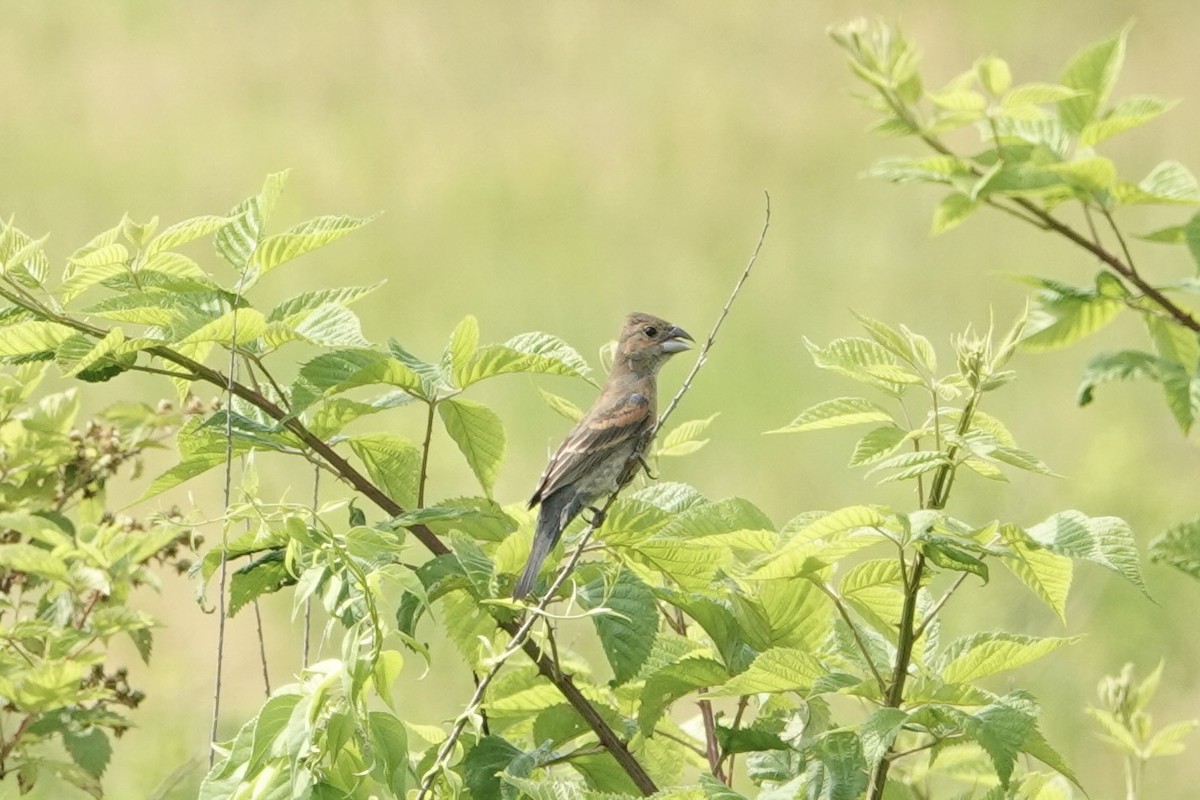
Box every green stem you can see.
[418,399,437,508]
[867,387,983,800]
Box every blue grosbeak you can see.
[513,312,693,599]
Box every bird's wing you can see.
[529,391,654,506]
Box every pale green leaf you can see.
[941,633,1077,684]
[977,57,1012,95]
[349,434,421,510]
[1146,719,1198,757]
[439,397,506,497]
[932,193,977,235]
[457,331,591,387]
[658,413,718,456]
[768,397,893,433]
[1149,516,1200,580]
[175,308,267,347]
[1081,95,1179,146]
[267,283,383,322]
[999,525,1073,622]
[1022,289,1122,352]
[253,213,378,275]
[0,320,76,357]
[146,214,238,256]
[291,302,370,348]
[1058,28,1128,133]
[709,647,825,697]
[848,426,907,467]
[1045,157,1116,192]
[1026,510,1148,596]
[535,384,584,423]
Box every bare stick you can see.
[414,192,770,799]
[657,191,770,431]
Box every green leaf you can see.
[941,633,1077,684]
[0,320,76,357]
[804,336,918,396]
[1145,313,1200,373]
[579,570,659,685]
[253,213,378,276]
[1149,516,1200,580]
[368,711,409,795]
[1116,160,1200,206]
[140,452,227,500]
[267,283,382,322]
[444,315,480,373]
[349,434,422,510]
[1021,282,1122,352]
[998,525,1073,623]
[1146,719,1199,757]
[176,308,268,347]
[859,708,908,767]
[63,728,112,778]
[60,248,130,303]
[308,390,413,439]
[464,736,524,800]
[1076,350,1164,406]
[1045,156,1116,192]
[709,647,825,697]
[287,303,370,348]
[457,332,591,387]
[215,170,289,271]
[977,57,1012,95]
[973,695,1036,787]
[848,426,907,467]
[291,348,423,410]
[932,192,977,235]
[229,555,292,617]
[146,214,238,256]
[1057,27,1128,133]
[438,398,506,498]
[638,655,729,736]
[803,730,868,800]
[1003,83,1081,108]
[768,397,893,434]
[657,413,719,457]
[0,543,69,581]
[1026,511,1148,596]
[1082,95,1178,146]
[752,506,892,580]
[535,385,585,423]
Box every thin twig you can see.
[414,193,771,800]
[418,399,437,508]
[252,600,271,697]
[914,571,969,640]
[210,293,243,765]
[815,581,887,693]
[657,191,770,431]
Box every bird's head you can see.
[615,312,694,373]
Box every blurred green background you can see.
[4,2,1199,797]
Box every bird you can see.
[513,312,693,600]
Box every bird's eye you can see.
[643,325,658,337]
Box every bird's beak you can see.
[660,326,694,354]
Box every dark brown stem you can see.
[699,695,726,783]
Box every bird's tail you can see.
[513,492,577,600]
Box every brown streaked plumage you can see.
[513,312,693,599]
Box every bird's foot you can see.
[583,506,607,527]
[637,455,658,480]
